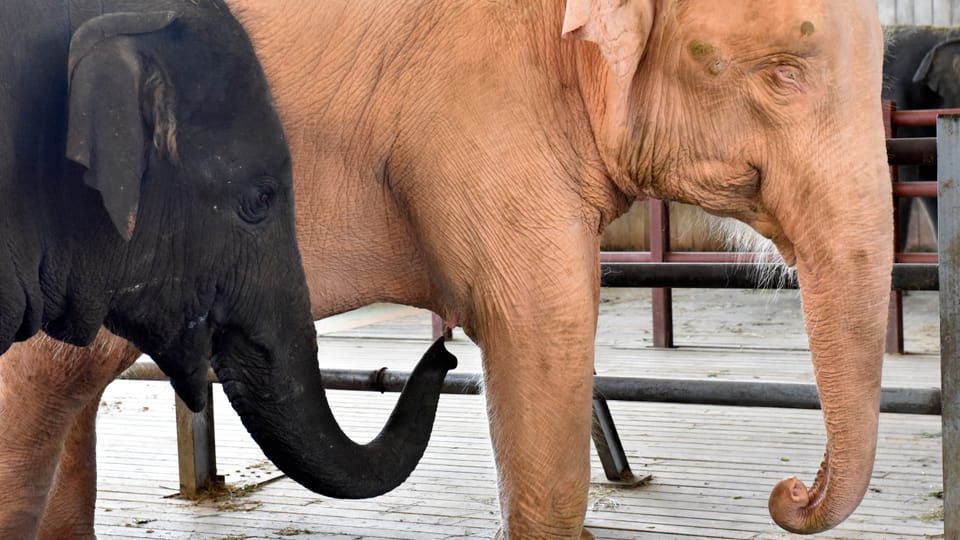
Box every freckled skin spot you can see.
[709,59,727,76]
[801,21,815,37]
[688,39,715,60]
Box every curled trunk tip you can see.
[218,335,458,499]
[768,451,864,534]
[769,476,825,534]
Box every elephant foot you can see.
[493,527,595,539]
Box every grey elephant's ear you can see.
[912,38,960,95]
[65,11,180,241]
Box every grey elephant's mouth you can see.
[169,362,211,413]
[160,314,217,413]
[210,326,270,379]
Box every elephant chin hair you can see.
[689,206,795,289]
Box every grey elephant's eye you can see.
[237,177,277,224]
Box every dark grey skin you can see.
[883,25,960,249]
[0,0,454,526]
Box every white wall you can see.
[877,0,960,25]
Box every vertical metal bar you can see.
[937,114,960,538]
[431,313,453,340]
[884,100,905,353]
[175,384,220,497]
[649,199,674,348]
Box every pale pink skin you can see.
[2,1,890,538]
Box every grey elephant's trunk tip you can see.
[423,337,458,372]
[218,334,458,500]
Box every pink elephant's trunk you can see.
[767,143,893,533]
[769,257,890,532]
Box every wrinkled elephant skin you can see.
[23,0,892,538]
[0,1,452,538]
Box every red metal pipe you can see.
[892,108,960,127]
[893,181,938,197]
[897,252,937,264]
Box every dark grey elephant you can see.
[0,1,453,536]
[883,25,960,249]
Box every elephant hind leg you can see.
[0,329,139,539]
[37,391,104,540]
[39,330,140,539]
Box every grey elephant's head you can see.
[8,2,452,500]
[50,8,307,412]
[912,37,960,108]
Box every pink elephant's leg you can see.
[467,233,602,539]
[37,388,108,540]
[0,330,139,539]
[482,325,598,539]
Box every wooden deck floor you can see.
[94,289,945,539]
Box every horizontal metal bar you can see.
[894,108,960,127]
[894,181,938,198]
[119,363,940,415]
[600,252,785,264]
[897,252,937,264]
[604,251,938,265]
[887,137,937,165]
[598,263,937,290]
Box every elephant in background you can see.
[883,25,960,249]
[0,1,452,538]
[25,0,892,538]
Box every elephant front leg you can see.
[471,264,601,538]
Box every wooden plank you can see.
[915,0,935,23]
[878,0,899,24]
[94,378,944,539]
[897,0,917,23]
[933,0,955,24]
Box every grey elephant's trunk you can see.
[213,326,456,498]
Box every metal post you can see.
[431,313,453,340]
[175,384,221,497]
[938,114,960,538]
[649,199,674,348]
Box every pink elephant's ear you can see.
[561,0,655,87]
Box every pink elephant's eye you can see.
[772,65,805,92]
